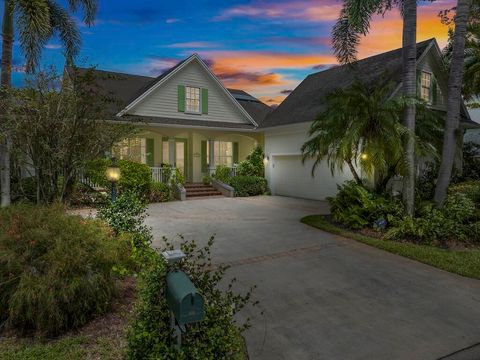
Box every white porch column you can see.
[168,137,176,167]
[208,139,215,175]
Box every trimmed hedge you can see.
[229,176,267,197]
[84,158,151,198]
[0,205,128,336]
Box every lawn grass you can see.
[0,337,87,360]
[301,215,480,280]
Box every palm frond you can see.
[67,0,97,25]
[15,0,52,73]
[46,0,81,65]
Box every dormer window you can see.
[420,71,432,103]
[186,86,201,113]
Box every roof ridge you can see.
[307,38,436,79]
[71,66,155,79]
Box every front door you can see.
[175,139,187,179]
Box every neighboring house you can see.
[464,98,480,146]
[66,38,476,201]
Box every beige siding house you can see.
[68,38,476,200]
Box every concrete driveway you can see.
[147,196,480,360]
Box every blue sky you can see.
[4,0,456,105]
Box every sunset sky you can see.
[8,0,456,105]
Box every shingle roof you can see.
[261,39,436,128]
[118,115,257,130]
[65,64,272,126]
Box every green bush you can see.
[387,193,476,244]
[213,165,232,184]
[202,175,211,185]
[126,236,254,359]
[149,182,171,203]
[84,158,152,198]
[236,146,264,177]
[68,182,107,207]
[0,205,126,336]
[170,167,185,186]
[328,181,404,229]
[229,176,267,197]
[449,181,480,204]
[235,160,257,177]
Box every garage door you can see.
[271,155,353,200]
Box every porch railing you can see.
[207,165,237,178]
[78,165,238,188]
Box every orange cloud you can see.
[201,50,337,73]
[358,6,452,59]
[258,95,286,106]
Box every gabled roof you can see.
[262,38,474,128]
[66,57,272,127]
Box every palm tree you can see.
[332,0,418,214]
[0,0,96,207]
[301,79,441,193]
[434,0,473,206]
[442,1,480,101]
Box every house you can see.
[67,38,476,200]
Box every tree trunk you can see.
[401,0,417,215]
[434,0,472,206]
[0,0,13,207]
[346,159,362,185]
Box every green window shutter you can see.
[202,88,208,114]
[431,75,438,105]
[146,138,154,166]
[201,140,207,173]
[178,85,185,112]
[233,142,239,164]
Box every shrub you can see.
[126,236,255,359]
[236,160,257,177]
[0,205,126,336]
[84,158,152,198]
[68,182,107,207]
[97,192,150,237]
[170,167,185,186]
[236,146,264,177]
[387,193,476,244]
[449,181,480,204]
[328,181,404,229]
[202,175,211,185]
[149,182,171,203]
[229,176,267,197]
[213,165,232,184]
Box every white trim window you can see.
[113,138,147,164]
[185,86,201,113]
[207,141,233,167]
[420,71,432,103]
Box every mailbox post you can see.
[162,250,205,349]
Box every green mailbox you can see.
[166,270,205,325]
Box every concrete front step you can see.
[185,183,223,198]
[186,191,223,197]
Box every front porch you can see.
[113,126,263,183]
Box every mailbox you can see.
[166,270,205,325]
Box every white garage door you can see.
[271,155,353,200]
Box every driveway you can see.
[147,196,480,360]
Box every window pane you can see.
[163,141,169,164]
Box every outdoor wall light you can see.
[106,157,121,202]
[263,156,269,165]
